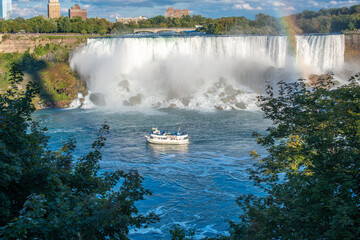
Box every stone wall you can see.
[345,34,360,63]
[0,34,83,53]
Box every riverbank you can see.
[0,34,91,108]
[0,33,112,53]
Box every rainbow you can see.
[275,4,316,77]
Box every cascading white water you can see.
[296,34,345,74]
[69,34,345,110]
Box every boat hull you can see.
[145,136,189,145]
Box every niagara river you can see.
[33,108,270,239]
[34,33,353,239]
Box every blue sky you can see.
[12,0,360,21]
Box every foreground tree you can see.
[0,63,158,239]
[230,75,360,239]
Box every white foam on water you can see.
[193,224,230,239]
[129,227,163,235]
[68,92,95,109]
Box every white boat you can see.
[145,127,189,145]
[147,143,189,154]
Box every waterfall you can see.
[70,34,345,110]
[296,34,345,74]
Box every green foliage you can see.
[33,43,52,57]
[33,43,66,61]
[0,44,87,107]
[293,4,360,33]
[170,226,195,240]
[230,74,360,239]
[1,34,10,41]
[0,16,109,35]
[207,23,222,35]
[0,64,159,238]
[0,21,9,33]
[112,22,133,34]
[171,227,186,240]
[99,29,107,35]
[0,53,24,91]
[0,4,359,35]
[202,14,283,35]
[58,17,72,33]
[0,13,282,35]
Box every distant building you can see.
[69,4,87,21]
[165,7,190,19]
[48,0,60,19]
[96,16,109,21]
[0,0,12,20]
[115,16,146,24]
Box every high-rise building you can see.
[69,4,87,21]
[48,0,60,19]
[165,7,190,19]
[0,0,12,20]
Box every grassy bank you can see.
[0,42,87,108]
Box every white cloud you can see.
[60,7,69,13]
[233,3,253,10]
[13,3,41,17]
[329,0,360,4]
[273,1,285,7]
[309,1,319,6]
[285,6,295,11]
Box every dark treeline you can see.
[210,4,360,34]
[0,4,359,36]
[0,16,112,35]
[0,14,284,35]
[288,4,360,33]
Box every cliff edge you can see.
[345,34,360,63]
[0,34,88,109]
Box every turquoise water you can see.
[33,108,270,239]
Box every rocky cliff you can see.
[345,34,360,63]
[0,34,85,53]
[0,34,88,109]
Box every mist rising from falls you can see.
[70,34,345,110]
